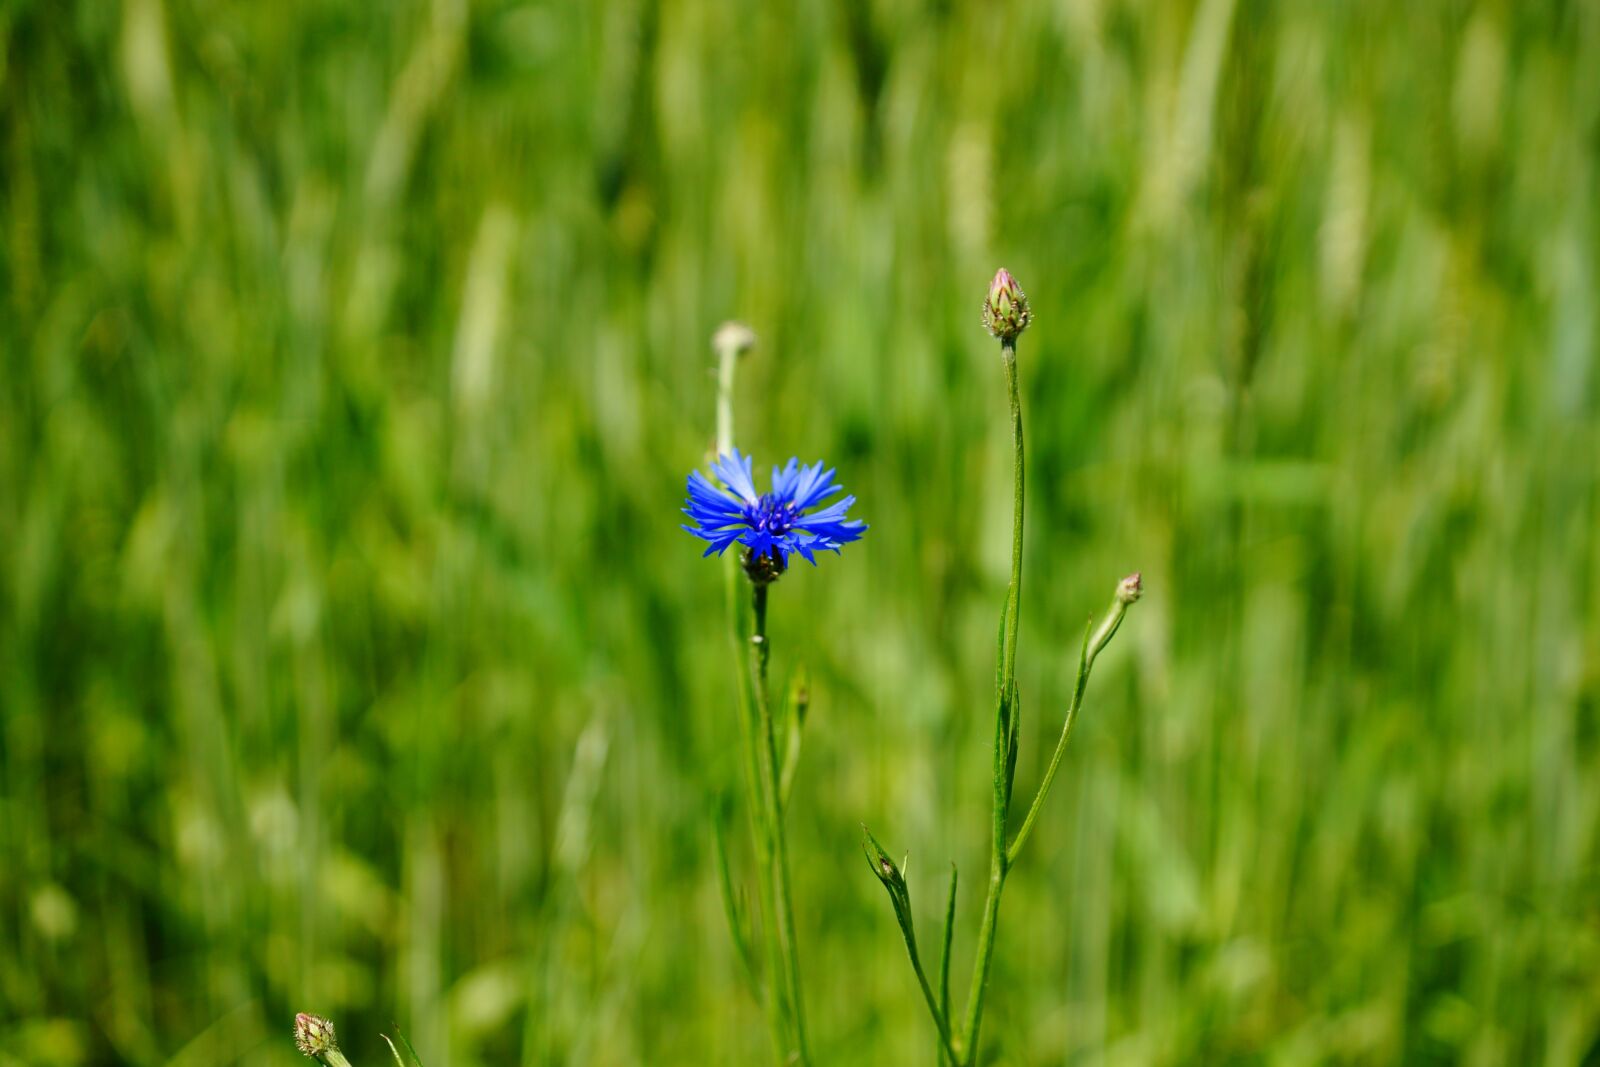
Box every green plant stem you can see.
[896,885,959,1064]
[730,576,790,1062]
[959,854,1006,1066]
[751,583,811,1065]
[889,898,960,1065]
[1007,593,1130,865]
[999,338,1023,697]
[937,865,959,1067]
[715,333,791,1062]
[957,336,1024,1065]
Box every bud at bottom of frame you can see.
[294,1013,338,1058]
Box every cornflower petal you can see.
[794,493,857,528]
[710,449,759,503]
[770,458,802,500]
[790,462,839,509]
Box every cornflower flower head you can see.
[683,449,867,583]
[293,1013,338,1058]
[982,266,1032,341]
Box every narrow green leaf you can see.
[779,666,810,810]
[394,1030,426,1067]
[712,797,761,995]
[994,596,1008,704]
[380,1029,426,1067]
[1004,677,1021,806]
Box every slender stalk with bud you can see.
[711,322,798,1063]
[686,322,865,1065]
[864,269,1141,1066]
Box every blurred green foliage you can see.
[3,0,1600,1064]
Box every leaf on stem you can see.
[994,597,1008,705]
[779,666,810,811]
[990,677,1014,859]
[712,795,761,996]
[1004,678,1020,807]
[381,1029,427,1067]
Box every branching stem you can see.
[1008,590,1130,865]
[956,337,1024,1064]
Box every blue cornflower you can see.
[683,449,867,581]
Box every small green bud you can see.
[861,825,908,895]
[1088,571,1144,662]
[294,1014,338,1058]
[982,267,1031,341]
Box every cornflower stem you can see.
[1000,338,1024,703]
[730,568,791,1061]
[715,331,791,1061]
[752,583,811,1065]
[866,284,1137,1065]
[936,865,959,1067]
[902,927,947,1067]
[1007,593,1131,865]
[905,890,960,1063]
[957,335,1024,1065]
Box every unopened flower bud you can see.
[294,1014,338,1058]
[712,321,757,358]
[1089,571,1144,661]
[982,268,1032,341]
[861,825,907,892]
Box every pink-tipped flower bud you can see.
[294,1014,338,1059]
[1116,572,1143,605]
[982,268,1032,341]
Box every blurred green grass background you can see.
[4,0,1600,1064]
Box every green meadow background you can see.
[4,1,1600,1064]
